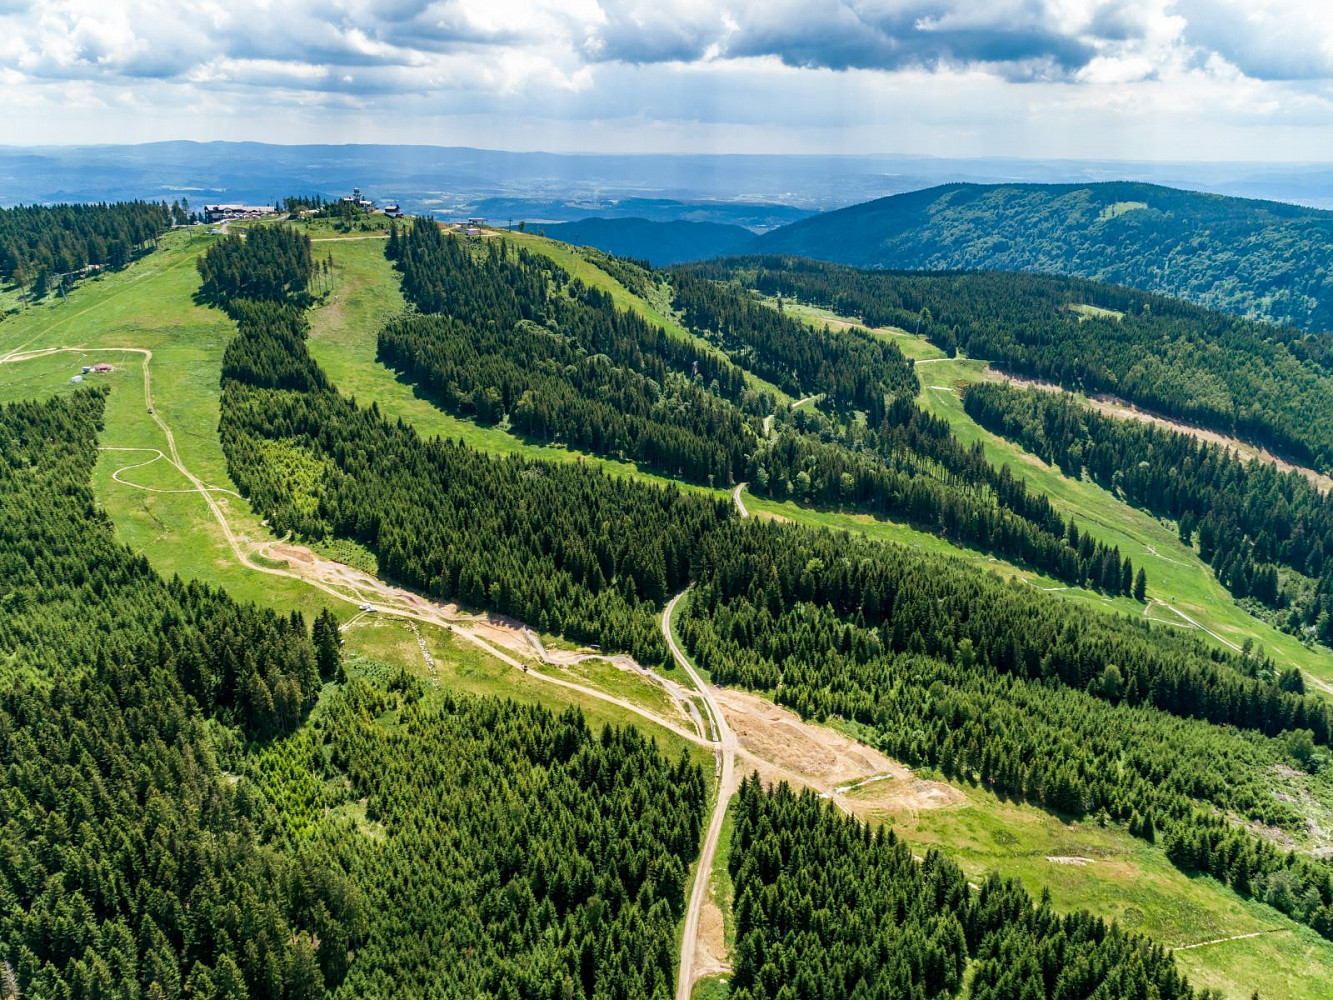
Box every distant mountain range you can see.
[546,181,1333,332]
[6,140,1333,213]
[476,197,811,231]
[8,142,1333,330]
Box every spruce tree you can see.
[313,607,343,680]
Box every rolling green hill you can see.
[8,209,1333,999]
[753,182,1333,331]
[539,217,755,265]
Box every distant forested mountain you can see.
[540,217,754,265]
[754,182,1333,331]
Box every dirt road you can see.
[665,590,737,1000]
[732,482,750,518]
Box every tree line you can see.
[750,396,1144,598]
[196,225,316,307]
[669,266,917,422]
[965,379,1333,645]
[691,254,1333,472]
[729,777,1217,1000]
[382,220,768,485]
[0,201,171,301]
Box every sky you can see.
[2,0,1332,161]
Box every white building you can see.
[204,204,272,223]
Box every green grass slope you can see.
[915,358,1333,688]
[0,227,704,766]
[754,181,1333,330]
[541,217,754,266]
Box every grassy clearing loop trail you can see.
[99,446,243,496]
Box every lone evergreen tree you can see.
[313,607,343,680]
[1133,567,1147,602]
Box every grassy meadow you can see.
[867,773,1333,1000]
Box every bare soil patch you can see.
[693,898,730,980]
[715,689,963,818]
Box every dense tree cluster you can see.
[197,226,315,306]
[729,778,1215,1000]
[0,390,356,999]
[382,221,766,484]
[280,194,325,214]
[694,255,1333,470]
[682,521,1333,939]
[750,397,1141,596]
[263,677,706,999]
[385,225,1144,591]
[688,521,1321,742]
[217,288,731,666]
[965,380,1333,641]
[0,201,170,298]
[669,267,917,421]
[750,181,1333,332]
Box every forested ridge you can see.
[0,201,171,301]
[381,220,765,485]
[185,221,1333,990]
[751,181,1333,332]
[687,255,1333,471]
[669,266,916,421]
[0,386,712,999]
[382,224,1148,594]
[965,380,1333,647]
[681,520,1333,941]
[728,778,1216,1000]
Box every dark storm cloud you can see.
[589,1,1102,80]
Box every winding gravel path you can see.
[665,590,736,1000]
